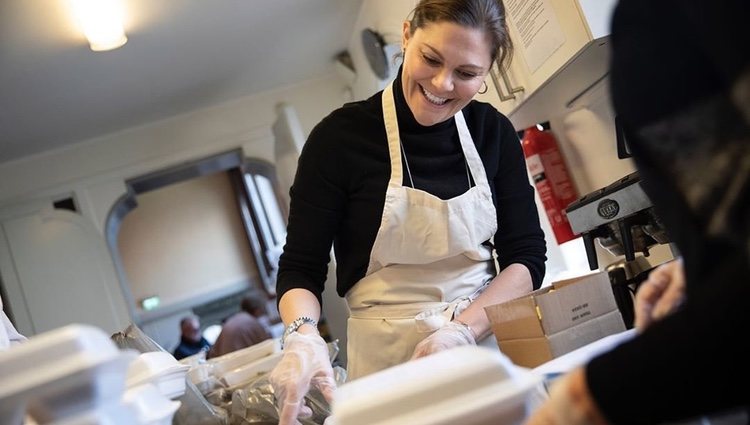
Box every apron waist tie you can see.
[410,277,493,333]
[348,274,493,325]
[349,302,446,320]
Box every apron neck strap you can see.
[382,83,403,188]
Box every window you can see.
[233,159,288,296]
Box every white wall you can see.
[0,208,131,335]
[347,0,416,100]
[549,87,635,196]
[118,172,258,309]
[0,75,348,337]
[0,74,347,217]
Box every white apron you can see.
[345,81,499,380]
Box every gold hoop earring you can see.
[478,81,488,94]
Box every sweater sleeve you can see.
[492,116,547,289]
[586,252,750,424]
[276,115,348,306]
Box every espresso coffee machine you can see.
[565,171,672,328]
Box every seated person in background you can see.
[173,315,211,360]
[208,295,271,359]
[1,294,26,350]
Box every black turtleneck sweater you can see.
[277,72,547,305]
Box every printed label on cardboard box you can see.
[536,272,619,335]
[485,271,618,341]
[496,309,626,368]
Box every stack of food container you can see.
[127,351,191,399]
[0,324,181,425]
[186,338,282,393]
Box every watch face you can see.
[361,28,389,79]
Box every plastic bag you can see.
[111,323,166,353]
[173,379,229,425]
[111,323,229,425]
[198,340,343,425]
[230,366,347,425]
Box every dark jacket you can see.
[586,1,750,423]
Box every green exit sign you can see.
[140,296,160,311]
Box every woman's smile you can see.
[420,85,450,106]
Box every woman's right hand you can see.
[634,258,686,331]
[269,332,337,425]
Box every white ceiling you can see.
[0,0,364,164]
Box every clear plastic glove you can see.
[411,321,476,360]
[524,367,610,425]
[268,332,337,425]
[634,258,686,331]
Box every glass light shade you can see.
[70,0,128,51]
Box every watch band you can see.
[281,316,318,348]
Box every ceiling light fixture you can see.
[69,0,128,52]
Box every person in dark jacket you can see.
[525,0,750,424]
[172,315,210,360]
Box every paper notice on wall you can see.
[505,0,566,73]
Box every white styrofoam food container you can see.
[219,351,283,388]
[207,338,279,375]
[123,383,181,425]
[126,351,190,399]
[0,324,136,423]
[126,352,187,385]
[45,383,181,425]
[187,363,213,385]
[149,370,189,400]
[332,346,541,425]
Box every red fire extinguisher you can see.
[521,125,578,244]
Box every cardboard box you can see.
[485,271,626,368]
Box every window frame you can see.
[231,159,288,297]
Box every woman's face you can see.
[401,20,492,127]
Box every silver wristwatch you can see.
[280,316,317,348]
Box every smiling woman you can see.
[267,1,547,423]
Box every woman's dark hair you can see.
[407,0,514,69]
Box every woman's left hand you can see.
[410,321,476,359]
